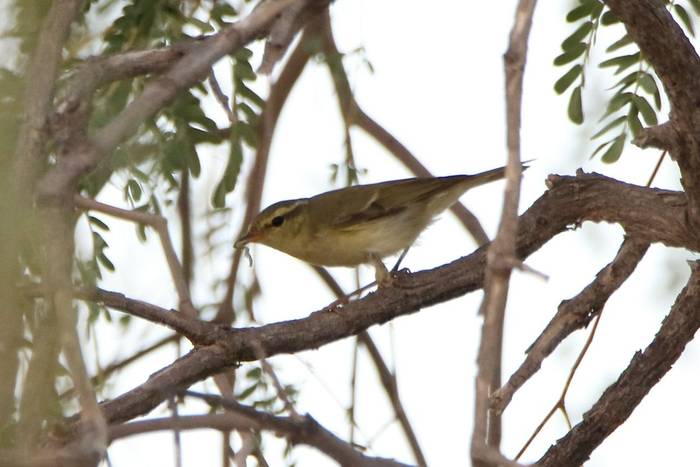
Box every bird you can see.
[235,163,526,287]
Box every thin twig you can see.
[537,260,700,466]
[515,309,604,460]
[169,394,413,467]
[78,288,213,343]
[178,170,194,286]
[490,238,649,414]
[645,150,667,187]
[208,70,236,123]
[74,195,197,316]
[313,267,428,467]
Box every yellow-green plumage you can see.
[235,165,516,273]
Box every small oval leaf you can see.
[568,86,584,124]
[601,134,626,163]
[554,64,583,94]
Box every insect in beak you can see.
[234,231,259,249]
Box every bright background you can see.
[60,1,700,466]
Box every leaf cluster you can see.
[554,0,699,162]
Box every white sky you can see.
[74,1,700,466]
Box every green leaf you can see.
[92,231,107,250]
[224,134,243,191]
[186,144,201,177]
[238,382,258,400]
[234,60,256,81]
[630,94,657,125]
[603,92,633,118]
[237,122,258,148]
[600,10,619,25]
[601,133,626,163]
[638,72,661,109]
[554,64,583,94]
[562,21,593,50]
[554,42,587,66]
[610,70,640,91]
[599,52,641,75]
[126,179,142,202]
[211,127,244,208]
[568,86,584,124]
[606,34,633,53]
[566,1,598,22]
[212,182,226,209]
[88,216,110,231]
[97,252,115,272]
[131,166,150,183]
[689,0,700,15]
[237,82,265,108]
[627,106,643,137]
[673,4,695,36]
[591,115,626,139]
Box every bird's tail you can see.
[463,160,531,189]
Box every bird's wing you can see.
[307,183,405,231]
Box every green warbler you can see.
[235,164,525,286]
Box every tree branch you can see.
[74,195,196,316]
[473,0,537,460]
[80,288,213,344]
[604,0,700,225]
[12,0,85,198]
[313,267,427,467]
[490,237,649,414]
[536,260,700,466]
[111,396,411,467]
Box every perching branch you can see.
[91,173,699,431]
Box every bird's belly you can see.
[301,217,425,267]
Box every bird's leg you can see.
[370,254,394,288]
[391,247,411,272]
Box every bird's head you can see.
[234,199,309,252]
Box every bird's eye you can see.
[271,216,284,227]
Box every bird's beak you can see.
[234,231,259,249]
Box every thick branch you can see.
[38,0,322,204]
[536,260,700,466]
[604,0,700,223]
[12,0,85,197]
